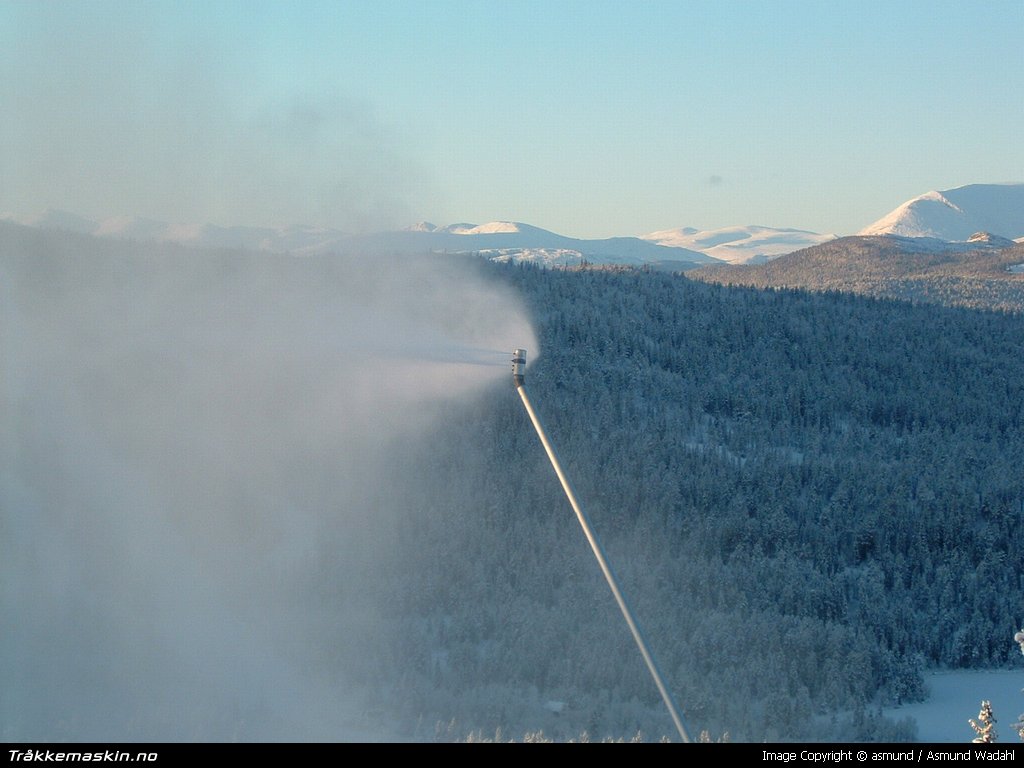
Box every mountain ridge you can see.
[0,210,722,269]
[1,210,848,268]
[692,234,1024,313]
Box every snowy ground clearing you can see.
[884,670,1024,743]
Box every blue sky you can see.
[1,1,1022,236]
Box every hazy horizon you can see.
[2,1,1022,238]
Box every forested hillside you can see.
[692,237,1024,313]
[331,263,1024,741]
[7,234,1024,741]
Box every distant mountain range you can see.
[4,182,1022,271]
[0,210,717,269]
[341,220,718,269]
[0,210,838,268]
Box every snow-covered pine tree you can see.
[970,700,997,743]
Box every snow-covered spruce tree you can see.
[970,700,996,743]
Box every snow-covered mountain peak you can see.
[859,183,1024,241]
[641,224,835,264]
[919,190,963,211]
[858,191,960,238]
[446,221,525,235]
[967,231,1016,247]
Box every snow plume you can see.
[0,224,536,741]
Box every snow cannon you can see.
[511,343,691,742]
[512,349,526,387]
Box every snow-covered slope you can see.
[859,183,1024,241]
[641,224,835,264]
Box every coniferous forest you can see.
[6,235,1024,742]
[328,261,1024,741]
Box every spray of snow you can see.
[0,225,536,740]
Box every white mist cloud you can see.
[0,225,537,740]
